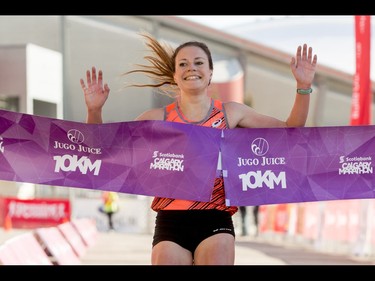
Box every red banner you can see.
[350,15,372,125]
[0,197,70,229]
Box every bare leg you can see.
[194,233,235,265]
[152,241,193,265]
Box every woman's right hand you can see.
[80,66,110,112]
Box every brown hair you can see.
[123,32,213,96]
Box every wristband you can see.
[297,88,313,95]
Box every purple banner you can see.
[221,126,375,206]
[0,109,221,202]
[2,109,375,206]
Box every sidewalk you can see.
[2,228,374,265]
[1,227,286,265]
[79,231,375,265]
[79,231,287,265]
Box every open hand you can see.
[80,67,110,111]
[290,44,318,89]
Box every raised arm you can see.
[286,43,317,127]
[225,44,317,129]
[80,66,110,124]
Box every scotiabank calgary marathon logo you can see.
[338,155,373,175]
[237,137,287,191]
[53,129,103,176]
[150,150,185,172]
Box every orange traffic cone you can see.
[4,214,12,232]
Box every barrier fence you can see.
[257,199,375,257]
[0,218,97,265]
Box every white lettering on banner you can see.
[149,150,185,172]
[338,155,373,175]
[341,156,372,162]
[77,144,102,154]
[237,157,259,166]
[53,140,102,155]
[150,158,184,171]
[339,162,373,174]
[237,156,286,167]
[239,170,287,190]
[7,201,66,220]
[53,154,102,175]
[158,152,184,158]
[53,140,76,150]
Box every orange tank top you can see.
[150,99,238,216]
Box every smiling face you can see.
[173,45,213,93]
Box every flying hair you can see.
[122,32,177,96]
